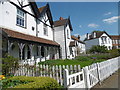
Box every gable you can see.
[38,4,53,27]
[9,0,39,17]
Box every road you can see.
[91,69,120,90]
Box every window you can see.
[67,29,69,39]
[16,8,26,27]
[43,24,48,35]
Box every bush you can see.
[2,54,19,76]
[2,76,59,89]
[89,45,108,53]
[108,49,120,58]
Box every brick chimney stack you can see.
[59,17,64,20]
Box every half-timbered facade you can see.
[1,0,60,65]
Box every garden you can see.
[1,45,120,89]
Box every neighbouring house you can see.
[0,0,60,65]
[54,17,73,59]
[110,35,120,49]
[84,31,112,50]
[70,35,86,58]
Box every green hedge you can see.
[3,76,59,89]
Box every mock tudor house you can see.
[84,31,112,50]
[0,0,60,64]
[70,35,86,58]
[110,35,120,49]
[54,17,73,59]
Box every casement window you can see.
[43,24,48,36]
[16,8,26,27]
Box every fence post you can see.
[96,63,101,85]
[63,69,69,88]
[83,66,90,90]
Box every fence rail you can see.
[10,64,81,86]
[63,56,120,89]
[9,56,120,88]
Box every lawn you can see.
[38,56,106,68]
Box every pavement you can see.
[91,69,120,90]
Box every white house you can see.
[54,17,73,59]
[70,35,86,58]
[0,0,60,65]
[84,31,112,50]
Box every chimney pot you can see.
[78,35,80,39]
[59,17,64,20]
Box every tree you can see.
[89,45,108,53]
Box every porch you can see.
[1,28,60,65]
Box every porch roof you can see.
[1,28,60,46]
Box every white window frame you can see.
[16,8,26,27]
[43,24,48,36]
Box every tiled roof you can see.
[38,6,46,13]
[54,19,68,27]
[71,35,85,44]
[110,35,120,39]
[1,28,60,46]
[84,31,111,41]
[69,41,76,47]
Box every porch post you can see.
[18,43,25,60]
[28,44,34,59]
[38,46,41,62]
[44,46,47,61]
[8,40,13,55]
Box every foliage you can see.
[1,54,19,76]
[2,76,59,89]
[108,49,120,58]
[89,45,108,53]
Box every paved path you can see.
[91,69,120,89]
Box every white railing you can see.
[63,56,120,89]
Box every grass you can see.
[38,57,105,68]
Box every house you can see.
[0,0,60,64]
[110,35,120,49]
[70,35,86,58]
[54,17,73,59]
[84,31,112,50]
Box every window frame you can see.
[16,8,26,28]
[43,24,48,36]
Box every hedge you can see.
[3,76,60,89]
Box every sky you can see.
[36,2,119,40]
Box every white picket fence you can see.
[63,56,120,89]
[11,64,81,86]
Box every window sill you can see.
[16,24,26,29]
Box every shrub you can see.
[108,49,120,58]
[2,54,19,76]
[2,76,59,89]
[89,45,108,53]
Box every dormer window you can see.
[16,8,26,27]
[43,24,48,36]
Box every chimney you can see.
[93,32,96,38]
[78,35,80,39]
[59,17,64,20]
[86,33,90,39]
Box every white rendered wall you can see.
[0,1,37,36]
[54,26,66,59]
[37,13,53,40]
[99,33,112,50]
